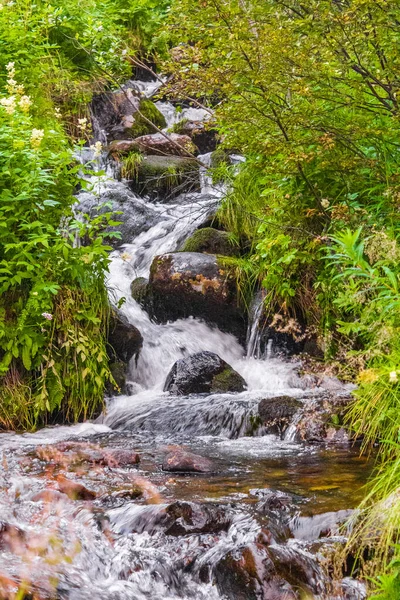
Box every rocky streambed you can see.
[0,75,373,599]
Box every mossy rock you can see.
[131,155,200,202]
[131,277,148,303]
[180,227,239,256]
[210,147,231,169]
[130,99,166,137]
[211,368,246,393]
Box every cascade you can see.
[0,78,369,600]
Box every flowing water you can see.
[0,80,373,600]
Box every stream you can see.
[0,79,372,600]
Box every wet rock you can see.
[267,541,326,596]
[109,133,196,157]
[144,253,247,342]
[0,522,26,550]
[91,91,166,141]
[251,489,299,514]
[214,543,298,600]
[180,227,239,256]
[31,489,69,503]
[75,180,160,247]
[162,448,214,473]
[340,577,367,600]
[104,448,140,467]
[294,393,352,444]
[130,155,200,201]
[130,277,148,303]
[173,120,218,154]
[108,309,143,364]
[258,397,302,437]
[164,351,246,395]
[57,478,96,501]
[164,501,232,536]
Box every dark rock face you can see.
[109,133,196,157]
[91,89,140,142]
[294,393,352,444]
[164,501,231,536]
[214,543,298,600]
[90,91,166,142]
[164,351,246,395]
[144,252,247,342]
[258,396,302,437]
[75,180,160,247]
[173,120,218,154]
[130,155,200,201]
[162,448,214,473]
[108,309,143,364]
[267,543,326,596]
[180,227,239,256]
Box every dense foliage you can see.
[0,0,169,427]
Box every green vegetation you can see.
[0,0,170,428]
[2,0,400,592]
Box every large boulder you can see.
[75,180,160,247]
[180,227,239,256]
[109,133,196,157]
[90,91,166,142]
[129,155,200,201]
[293,392,352,444]
[258,396,303,438]
[164,501,231,536]
[164,351,246,395]
[143,252,247,342]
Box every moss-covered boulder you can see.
[130,155,200,202]
[90,91,165,142]
[180,227,238,256]
[143,252,247,343]
[163,351,246,395]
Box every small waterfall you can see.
[246,292,264,359]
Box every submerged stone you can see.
[163,351,246,395]
[162,448,214,473]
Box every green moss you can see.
[130,99,167,137]
[133,155,200,200]
[180,227,239,256]
[211,368,246,393]
[131,277,148,303]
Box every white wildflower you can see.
[120,251,132,262]
[54,107,62,119]
[41,312,53,321]
[90,140,102,158]
[321,198,330,209]
[0,95,16,115]
[18,95,31,112]
[30,128,45,149]
[389,371,398,383]
[77,117,88,131]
